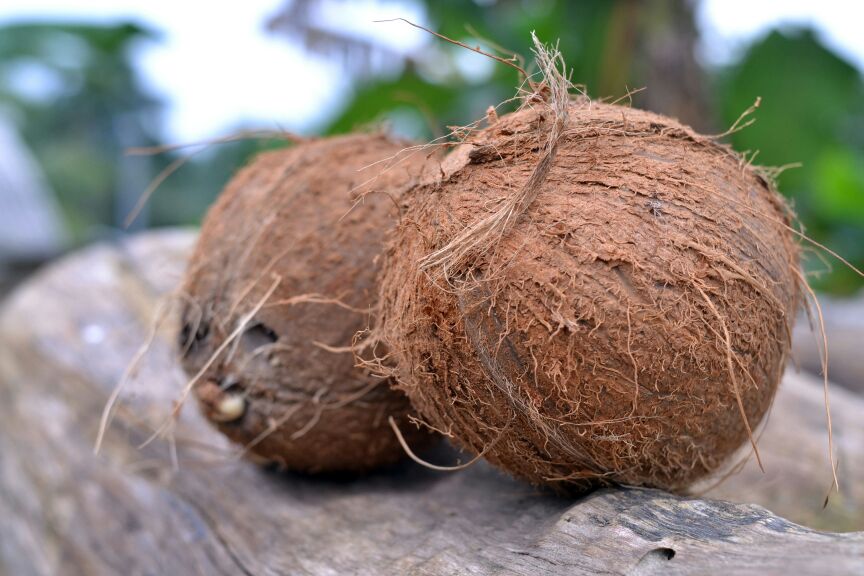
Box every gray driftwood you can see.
[793,292,864,395]
[703,370,864,532]
[0,230,862,576]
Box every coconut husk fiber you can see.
[179,133,434,473]
[376,98,801,492]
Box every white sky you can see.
[697,0,864,69]
[0,0,862,142]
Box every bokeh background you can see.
[1,0,862,294]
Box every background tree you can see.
[0,23,162,236]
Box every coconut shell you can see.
[378,100,801,491]
[179,133,433,473]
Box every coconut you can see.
[376,98,801,492]
[178,133,432,473]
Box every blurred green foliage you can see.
[0,1,862,293]
[326,0,708,137]
[718,29,864,293]
[325,1,613,136]
[0,23,161,237]
[0,22,279,239]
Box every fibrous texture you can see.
[179,133,432,473]
[378,99,800,491]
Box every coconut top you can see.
[429,97,797,288]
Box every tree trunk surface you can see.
[0,230,862,576]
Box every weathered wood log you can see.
[793,292,864,395]
[703,370,864,532]
[0,230,862,576]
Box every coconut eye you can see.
[242,322,279,350]
[178,316,209,357]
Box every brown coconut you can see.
[376,99,801,492]
[178,133,433,473]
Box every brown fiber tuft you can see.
[179,133,432,473]
[377,100,801,492]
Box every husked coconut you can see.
[376,97,800,491]
[179,133,432,473]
